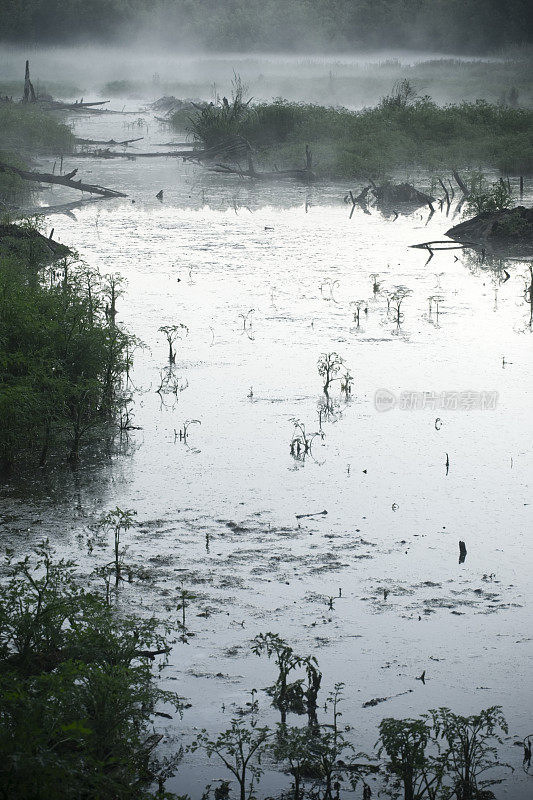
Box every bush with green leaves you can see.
[465,179,514,215]
[182,92,533,179]
[0,541,181,800]
[0,230,135,470]
[378,707,510,800]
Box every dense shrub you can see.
[182,94,533,178]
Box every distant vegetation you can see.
[0,0,531,52]
[181,83,533,178]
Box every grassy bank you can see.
[0,103,73,155]
[0,103,74,203]
[0,224,132,471]
[177,92,533,179]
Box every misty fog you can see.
[1,43,531,110]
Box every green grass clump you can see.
[0,104,74,204]
[0,151,32,205]
[0,103,74,156]
[181,93,533,179]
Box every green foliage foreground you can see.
[0,541,181,800]
[0,545,516,799]
[181,90,533,179]
[0,227,134,471]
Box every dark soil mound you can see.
[373,182,434,206]
[446,206,533,243]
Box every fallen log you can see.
[74,149,137,159]
[213,152,316,182]
[154,141,194,147]
[43,99,110,110]
[0,162,127,198]
[214,163,315,181]
[74,149,200,159]
[75,136,144,146]
[410,240,475,250]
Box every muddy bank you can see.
[446,206,533,244]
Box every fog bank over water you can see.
[1,44,532,108]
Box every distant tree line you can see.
[0,0,532,53]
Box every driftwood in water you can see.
[75,136,144,146]
[74,148,199,159]
[453,170,470,197]
[74,149,137,159]
[345,186,372,217]
[446,207,533,244]
[410,240,475,250]
[154,141,194,147]
[213,150,316,183]
[79,137,248,162]
[43,99,110,111]
[0,162,127,198]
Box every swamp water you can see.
[1,107,533,797]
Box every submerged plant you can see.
[252,633,302,722]
[317,353,351,395]
[156,367,189,399]
[97,506,136,587]
[159,323,189,364]
[289,418,324,461]
[428,295,444,318]
[190,720,271,800]
[389,286,412,326]
[351,300,365,326]
[177,587,196,641]
[176,419,201,445]
[252,633,323,726]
